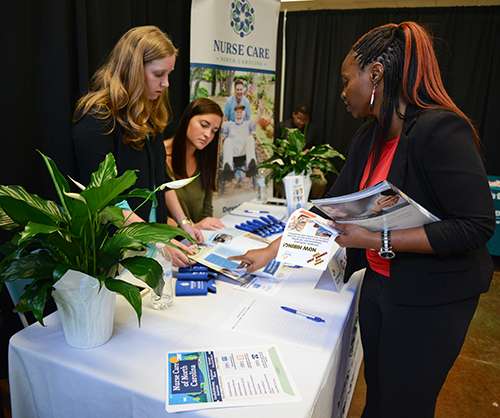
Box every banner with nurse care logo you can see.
[190,0,280,218]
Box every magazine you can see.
[311,180,440,232]
[189,227,284,283]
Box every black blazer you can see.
[324,105,495,306]
[73,112,172,223]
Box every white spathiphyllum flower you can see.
[159,173,201,190]
[63,190,87,203]
[68,176,86,191]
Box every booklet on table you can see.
[189,227,284,283]
[166,345,301,412]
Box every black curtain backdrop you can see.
[275,7,500,188]
[0,0,192,203]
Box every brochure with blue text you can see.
[166,345,301,412]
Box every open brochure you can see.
[189,227,284,283]
[166,345,301,412]
[311,180,440,232]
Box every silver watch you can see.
[378,230,395,259]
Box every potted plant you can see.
[0,152,193,347]
[259,127,345,203]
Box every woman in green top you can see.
[164,98,226,230]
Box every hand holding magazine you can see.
[311,180,440,232]
[277,181,439,271]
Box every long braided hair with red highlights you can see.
[353,22,480,188]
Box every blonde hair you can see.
[74,26,179,150]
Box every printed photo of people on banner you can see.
[189,68,275,207]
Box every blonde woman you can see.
[73,25,202,267]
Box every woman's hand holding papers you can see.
[331,221,434,254]
[167,239,198,268]
[228,237,281,273]
[330,221,379,250]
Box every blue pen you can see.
[248,219,273,231]
[236,223,265,237]
[259,216,272,224]
[235,223,254,233]
[259,216,280,230]
[246,220,271,235]
[245,210,270,214]
[263,215,281,228]
[253,220,279,234]
[281,306,325,323]
[268,215,284,225]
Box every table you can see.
[9,212,363,418]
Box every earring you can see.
[369,83,378,115]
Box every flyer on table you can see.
[166,345,301,412]
[277,209,339,270]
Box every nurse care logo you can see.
[213,0,270,65]
[230,0,255,38]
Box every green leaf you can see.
[44,233,82,265]
[119,256,163,295]
[16,279,54,325]
[88,153,118,187]
[99,234,143,270]
[100,205,125,227]
[53,264,71,282]
[105,278,142,325]
[39,151,72,218]
[19,221,62,243]
[0,187,65,225]
[285,129,306,153]
[117,222,194,244]
[1,251,57,282]
[81,172,137,214]
[65,198,92,239]
[0,206,18,231]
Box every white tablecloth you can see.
[9,213,363,418]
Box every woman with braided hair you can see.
[230,22,494,417]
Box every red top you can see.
[360,137,400,277]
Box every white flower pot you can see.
[52,270,116,349]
